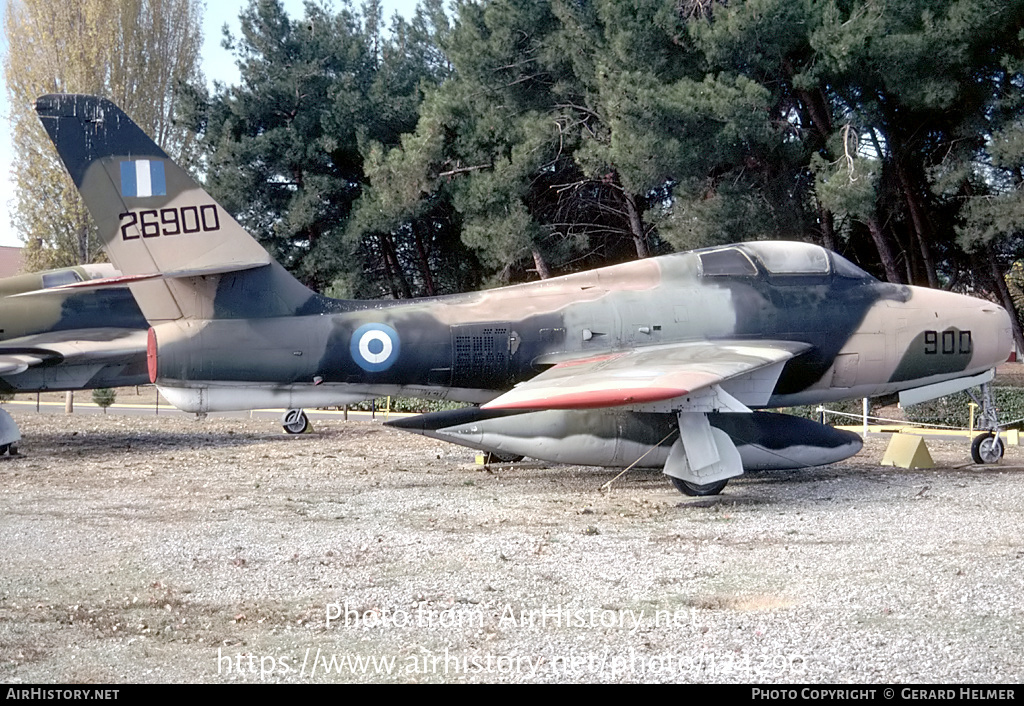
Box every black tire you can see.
[971,432,1004,464]
[483,452,524,464]
[282,409,309,435]
[669,477,728,496]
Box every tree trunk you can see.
[865,216,903,284]
[985,244,1024,356]
[782,59,832,149]
[818,204,836,251]
[381,234,412,299]
[378,236,400,299]
[531,247,551,279]
[904,230,918,285]
[412,225,436,296]
[623,191,648,259]
[77,224,89,265]
[896,163,938,288]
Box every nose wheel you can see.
[967,383,1005,464]
[971,432,1005,464]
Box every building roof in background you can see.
[0,246,24,278]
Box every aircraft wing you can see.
[481,340,811,410]
[0,328,147,375]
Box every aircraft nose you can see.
[993,302,1014,365]
[890,287,1014,379]
[954,290,1012,368]
[971,298,1014,369]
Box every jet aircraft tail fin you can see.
[34,94,328,323]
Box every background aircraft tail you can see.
[35,94,333,322]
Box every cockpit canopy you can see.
[697,241,875,281]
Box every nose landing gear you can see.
[967,383,1005,464]
[971,432,1005,464]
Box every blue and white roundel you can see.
[350,323,400,372]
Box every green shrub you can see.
[91,388,116,413]
[903,387,1024,429]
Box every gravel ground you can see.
[0,411,1022,684]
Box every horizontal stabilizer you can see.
[0,354,47,375]
[0,329,148,377]
[9,262,271,298]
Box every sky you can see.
[0,0,420,248]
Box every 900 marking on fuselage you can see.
[118,206,220,240]
[924,329,972,355]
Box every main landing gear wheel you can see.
[282,409,310,434]
[482,451,524,464]
[971,432,1004,464]
[669,477,729,496]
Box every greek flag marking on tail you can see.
[120,159,166,198]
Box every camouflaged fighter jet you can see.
[36,94,1015,495]
[0,264,147,390]
[0,262,149,449]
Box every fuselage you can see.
[0,264,150,392]
[150,242,1013,413]
[37,94,1015,486]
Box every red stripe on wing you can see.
[482,386,689,410]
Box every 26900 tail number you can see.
[118,206,220,240]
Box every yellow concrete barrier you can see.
[881,434,934,469]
